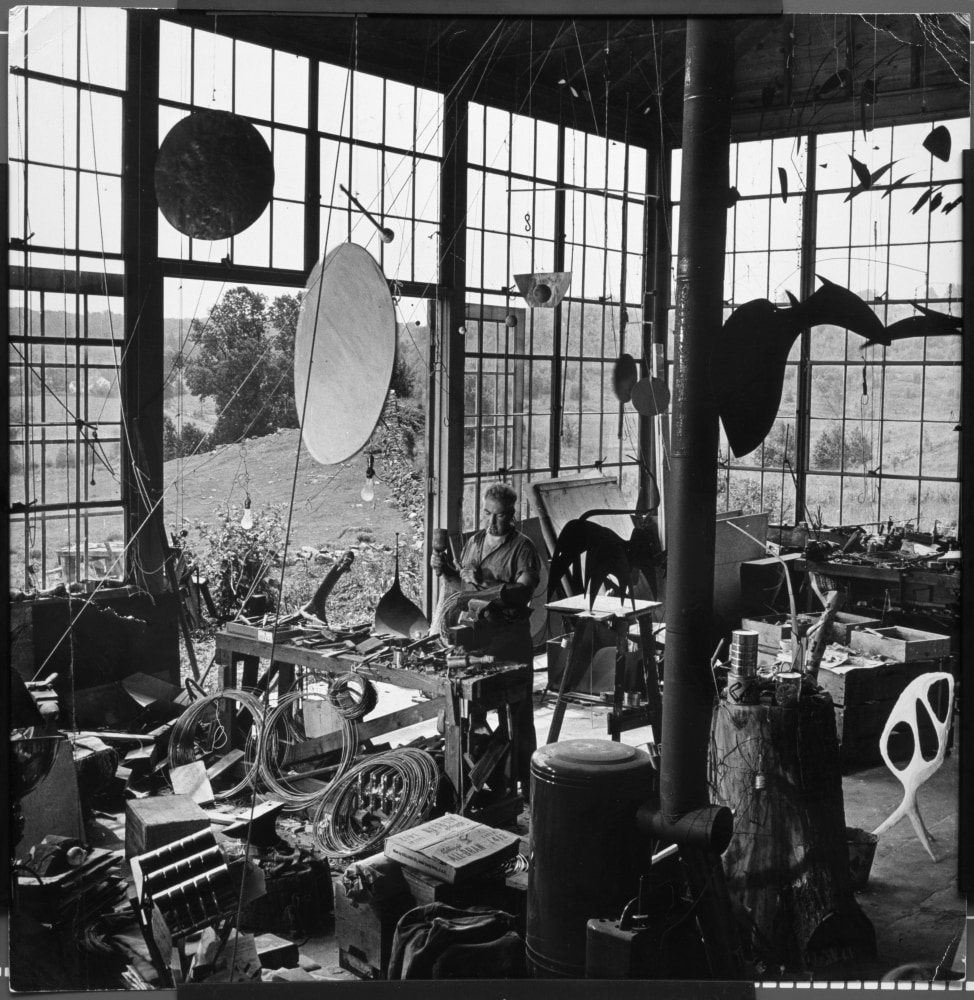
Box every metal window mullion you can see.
[550,125,566,476]
[305,58,320,274]
[266,51,276,268]
[410,85,418,279]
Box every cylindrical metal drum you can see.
[526,739,656,978]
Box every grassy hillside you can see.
[163,427,427,622]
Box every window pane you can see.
[79,8,127,90]
[274,51,308,128]
[235,41,272,120]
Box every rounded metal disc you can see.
[612,353,638,402]
[294,243,396,466]
[155,110,274,240]
[630,376,671,416]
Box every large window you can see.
[8,7,129,588]
[462,104,648,528]
[669,117,966,533]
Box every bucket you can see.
[847,827,878,890]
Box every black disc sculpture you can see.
[155,109,275,240]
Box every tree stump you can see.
[709,692,875,972]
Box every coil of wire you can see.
[311,747,441,860]
[327,671,378,720]
[257,689,357,811]
[167,688,265,800]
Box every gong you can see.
[294,243,397,466]
[155,109,275,241]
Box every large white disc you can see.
[294,243,396,466]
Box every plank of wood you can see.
[285,697,444,764]
[205,749,245,781]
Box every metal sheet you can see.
[294,243,396,466]
[154,110,274,241]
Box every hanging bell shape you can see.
[514,271,572,309]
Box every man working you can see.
[430,482,541,798]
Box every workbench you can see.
[213,630,532,822]
[799,558,960,615]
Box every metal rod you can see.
[339,183,394,243]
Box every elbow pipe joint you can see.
[636,800,734,855]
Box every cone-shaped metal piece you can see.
[513,271,572,308]
[374,535,429,639]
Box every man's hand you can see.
[459,565,482,587]
[431,550,458,578]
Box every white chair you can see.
[872,671,954,862]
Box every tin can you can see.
[774,671,802,707]
[726,669,759,705]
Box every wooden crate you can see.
[828,613,883,645]
[833,671,953,767]
[742,612,883,653]
[124,794,210,859]
[333,881,413,980]
[848,626,950,662]
[817,657,940,707]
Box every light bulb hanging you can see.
[361,453,376,503]
[240,494,254,530]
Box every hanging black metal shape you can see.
[712,276,963,457]
[374,537,429,639]
[712,277,882,457]
[155,109,275,240]
[630,376,671,417]
[923,125,952,162]
[612,353,638,402]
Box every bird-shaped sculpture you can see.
[712,276,963,457]
[547,517,663,609]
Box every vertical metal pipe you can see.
[660,18,734,821]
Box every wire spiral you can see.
[257,689,357,811]
[310,748,441,860]
[167,688,265,800]
[327,672,378,720]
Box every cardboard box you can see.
[847,626,950,663]
[124,794,210,859]
[384,814,519,884]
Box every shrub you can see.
[185,502,287,620]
